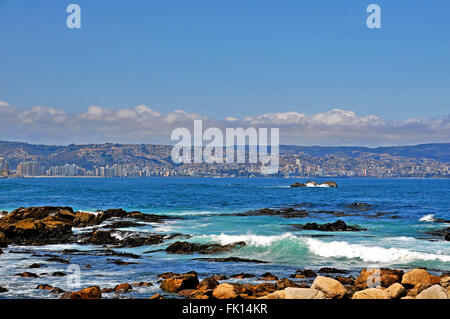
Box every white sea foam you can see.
[305,238,450,263]
[419,214,435,222]
[204,232,299,247]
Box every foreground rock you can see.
[160,273,199,293]
[386,283,406,299]
[166,241,245,254]
[291,220,366,232]
[416,285,449,299]
[353,288,390,299]
[311,276,347,299]
[212,283,238,299]
[61,286,102,299]
[261,287,325,299]
[355,268,403,289]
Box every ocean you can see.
[0,177,449,298]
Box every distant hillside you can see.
[0,141,448,169]
[281,143,450,162]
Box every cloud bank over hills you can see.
[0,100,448,146]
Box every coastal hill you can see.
[0,140,448,168]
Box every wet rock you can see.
[18,272,39,278]
[166,241,245,254]
[0,286,8,293]
[211,275,228,281]
[346,202,372,211]
[321,181,337,188]
[335,276,355,286]
[231,273,256,279]
[197,277,219,291]
[0,231,7,247]
[319,267,348,274]
[52,272,67,277]
[157,272,179,279]
[291,220,366,232]
[79,230,164,247]
[353,288,390,299]
[115,283,133,292]
[28,263,42,269]
[149,293,162,299]
[46,257,70,264]
[73,208,181,228]
[50,287,65,295]
[160,273,199,293]
[290,182,306,187]
[132,281,153,287]
[101,288,114,293]
[235,207,309,218]
[0,207,75,245]
[355,268,403,289]
[276,278,300,290]
[101,220,145,229]
[61,286,102,299]
[261,272,278,281]
[193,257,267,263]
[311,276,347,299]
[112,259,138,266]
[291,269,317,278]
[36,284,53,290]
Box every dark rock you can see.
[50,287,65,294]
[197,277,219,291]
[346,202,372,211]
[52,272,67,277]
[319,267,348,274]
[0,286,8,293]
[28,263,42,269]
[292,269,317,278]
[46,257,70,264]
[234,207,309,218]
[132,282,153,287]
[115,283,133,292]
[166,241,245,254]
[0,231,7,247]
[78,230,164,247]
[160,273,199,292]
[193,257,267,263]
[18,271,39,278]
[276,278,300,290]
[101,220,145,229]
[290,182,306,187]
[261,272,278,281]
[231,273,256,279]
[291,220,366,232]
[335,276,355,285]
[36,284,53,290]
[112,259,138,266]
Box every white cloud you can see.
[0,101,448,146]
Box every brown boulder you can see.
[352,288,390,299]
[276,278,300,290]
[114,283,133,292]
[160,273,199,293]
[65,286,102,299]
[401,269,432,287]
[386,283,406,298]
[261,272,278,281]
[355,268,403,289]
[311,276,347,299]
[212,283,238,299]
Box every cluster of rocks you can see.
[154,268,450,300]
[290,220,366,232]
[0,206,180,246]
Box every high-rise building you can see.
[17,161,41,176]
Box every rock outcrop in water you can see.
[165,241,246,254]
[0,206,179,246]
[290,181,337,188]
[290,220,366,232]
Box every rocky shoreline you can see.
[0,206,449,299]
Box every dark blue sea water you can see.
[0,177,449,298]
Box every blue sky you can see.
[0,1,449,145]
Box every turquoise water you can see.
[0,177,449,298]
